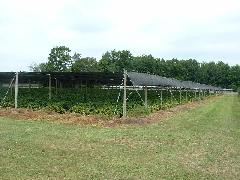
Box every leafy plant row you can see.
[0,88,210,117]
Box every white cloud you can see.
[0,0,239,71]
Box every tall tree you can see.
[29,48,240,90]
[29,62,48,72]
[46,46,72,72]
[230,65,240,90]
[132,55,158,74]
[180,59,200,82]
[71,53,99,72]
[99,50,133,72]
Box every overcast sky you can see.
[0,0,239,72]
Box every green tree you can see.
[132,55,158,74]
[215,61,231,87]
[179,59,200,82]
[29,62,48,72]
[99,50,133,72]
[71,53,99,72]
[46,46,72,72]
[29,48,240,89]
[164,58,186,79]
[198,61,231,88]
[198,62,217,85]
[230,65,240,90]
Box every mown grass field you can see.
[0,95,239,179]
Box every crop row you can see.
[0,88,209,117]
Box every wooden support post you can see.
[160,88,163,109]
[15,72,19,109]
[179,88,182,104]
[123,70,127,118]
[48,74,51,100]
[190,91,192,102]
[144,85,148,108]
[10,86,13,96]
[28,81,31,91]
[185,90,188,102]
[199,90,201,100]
[170,89,173,104]
[194,90,197,100]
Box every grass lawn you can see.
[0,95,239,179]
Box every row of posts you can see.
[14,72,219,118]
[122,70,217,119]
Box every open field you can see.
[0,95,239,179]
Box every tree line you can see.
[30,46,240,90]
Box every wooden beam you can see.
[199,90,201,100]
[48,74,51,100]
[123,70,127,118]
[160,88,163,109]
[144,85,148,108]
[185,90,188,102]
[15,72,18,109]
[179,88,182,104]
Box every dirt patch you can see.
[0,108,106,125]
[0,96,221,127]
